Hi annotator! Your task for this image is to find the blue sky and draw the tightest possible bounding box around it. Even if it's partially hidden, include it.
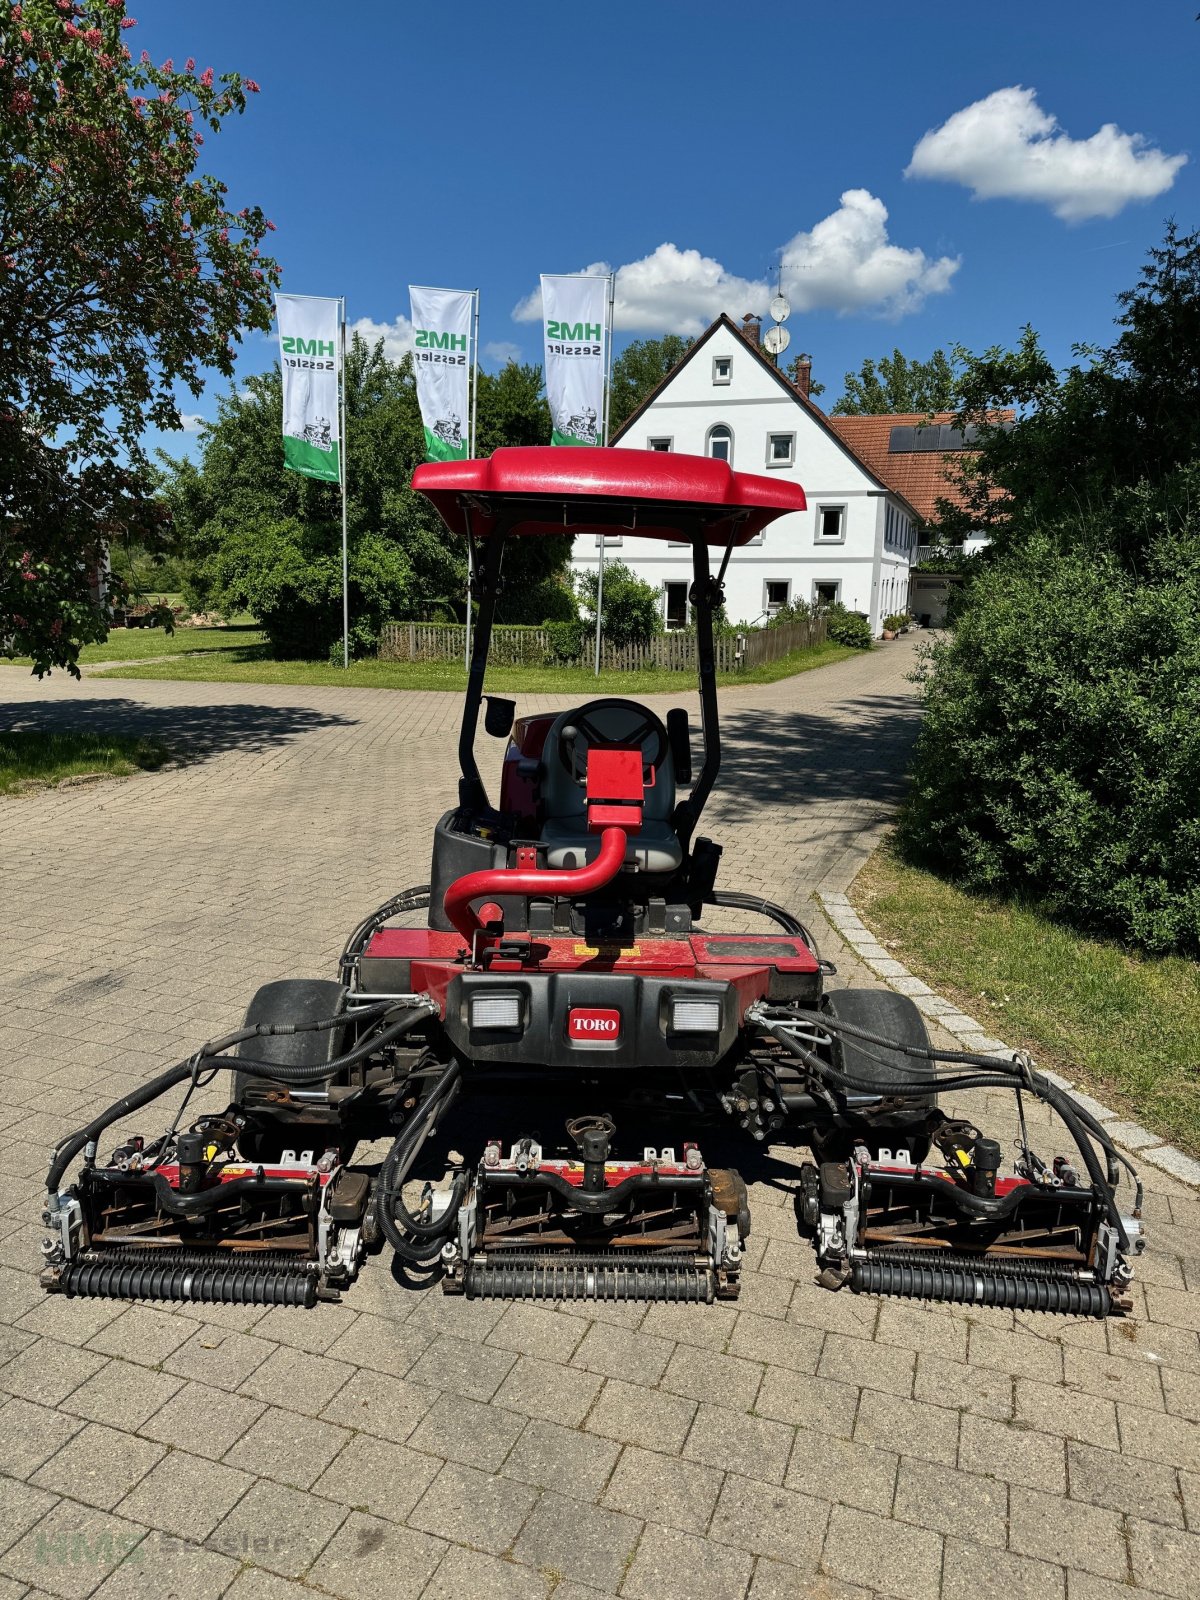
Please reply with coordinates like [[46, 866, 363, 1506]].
[[138, 0, 1199, 453]]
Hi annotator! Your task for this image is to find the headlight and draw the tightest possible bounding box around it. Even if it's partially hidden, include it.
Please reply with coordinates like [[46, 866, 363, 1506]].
[[670, 998, 721, 1033], [471, 993, 523, 1030]]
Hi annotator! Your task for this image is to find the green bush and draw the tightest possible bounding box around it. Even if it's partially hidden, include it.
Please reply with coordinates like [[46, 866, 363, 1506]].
[[883, 612, 910, 632], [767, 597, 813, 628], [577, 559, 662, 648], [825, 604, 873, 650], [900, 511, 1200, 956], [544, 617, 588, 664]]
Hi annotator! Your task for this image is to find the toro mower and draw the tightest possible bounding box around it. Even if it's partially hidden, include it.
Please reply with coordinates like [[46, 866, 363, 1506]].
[[41, 449, 1144, 1316]]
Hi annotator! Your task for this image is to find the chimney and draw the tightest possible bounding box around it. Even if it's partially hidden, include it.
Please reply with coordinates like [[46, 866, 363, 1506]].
[[741, 312, 761, 347], [794, 353, 812, 400]]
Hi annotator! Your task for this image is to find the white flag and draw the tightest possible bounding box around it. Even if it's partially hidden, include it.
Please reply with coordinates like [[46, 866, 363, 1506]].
[[542, 274, 609, 446], [409, 286, 474, 461], [275, 293, 341, 484]]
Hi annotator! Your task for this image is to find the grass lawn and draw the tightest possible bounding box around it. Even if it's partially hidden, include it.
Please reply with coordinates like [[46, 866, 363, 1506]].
[[2, 622, 264, 668], [0, 730, 171, 796], [851, 843, 1200, 1156], [90, 638, 856, 694]]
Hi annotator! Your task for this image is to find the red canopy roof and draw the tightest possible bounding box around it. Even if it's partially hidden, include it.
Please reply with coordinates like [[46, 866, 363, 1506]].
[[412, 446, 807, 545]]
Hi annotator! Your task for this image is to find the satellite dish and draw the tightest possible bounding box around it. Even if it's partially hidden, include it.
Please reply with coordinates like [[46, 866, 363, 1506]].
[[769, 294, 790, 324], [763, 323, 791, 356]]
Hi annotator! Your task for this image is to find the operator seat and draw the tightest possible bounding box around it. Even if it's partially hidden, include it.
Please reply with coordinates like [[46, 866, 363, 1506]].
[[540, 698, 684, 874]]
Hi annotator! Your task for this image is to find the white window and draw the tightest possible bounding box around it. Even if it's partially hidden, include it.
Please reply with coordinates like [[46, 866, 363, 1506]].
[[663, 581, 688, 630], [593, 534, 622, 548], [767, 432, 795, 467], [764, 579, 791, 616], [707, 423, 733, 463], [648, 436, 672, 452], [815, 505, 845, 543], [712, 355, 732, 385], [813, 579, 841, 607]]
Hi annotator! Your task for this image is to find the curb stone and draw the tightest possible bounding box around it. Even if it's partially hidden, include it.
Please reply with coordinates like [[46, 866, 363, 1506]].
[[814, 883, 1200, 1192]]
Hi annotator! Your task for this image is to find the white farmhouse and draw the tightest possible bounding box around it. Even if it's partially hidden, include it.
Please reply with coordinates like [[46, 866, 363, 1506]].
[[571, 313, 920, 636]]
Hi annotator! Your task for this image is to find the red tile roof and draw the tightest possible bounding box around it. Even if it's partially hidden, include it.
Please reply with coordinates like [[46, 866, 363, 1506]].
[[827, 412, 1013, 527]]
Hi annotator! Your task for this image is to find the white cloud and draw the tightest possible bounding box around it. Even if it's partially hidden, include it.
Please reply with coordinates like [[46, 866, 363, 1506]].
[[511, 193, 957, 333], [906, 86, 1187, 222], [483, 340, 522, 365], [348, 313, 415, 360], [780, 189, 959, 316], [176, 411, 206, 433]]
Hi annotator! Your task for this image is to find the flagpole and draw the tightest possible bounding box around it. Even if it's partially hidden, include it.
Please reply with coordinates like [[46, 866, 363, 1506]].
[[465, 288, 480, 671], [340, 301, 349, 669], [593, 272, 616, 676]]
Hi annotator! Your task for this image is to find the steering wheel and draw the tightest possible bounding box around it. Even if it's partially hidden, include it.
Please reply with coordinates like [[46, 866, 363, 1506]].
[[557, 699, 668, 788]]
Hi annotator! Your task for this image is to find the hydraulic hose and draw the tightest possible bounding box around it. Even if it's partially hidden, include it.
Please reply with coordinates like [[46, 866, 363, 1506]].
[[46, 1001, 436, 1195], [339, 885, 431, 983], [375, 1059, 464, 1264], [710, 890, 813, 945]]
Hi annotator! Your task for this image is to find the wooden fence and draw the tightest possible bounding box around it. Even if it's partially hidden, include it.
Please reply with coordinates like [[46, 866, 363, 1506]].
[[378, 615, 827, 673]]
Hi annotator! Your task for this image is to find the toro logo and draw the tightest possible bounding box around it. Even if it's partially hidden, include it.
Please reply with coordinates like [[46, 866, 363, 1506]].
[[568, 1008, 621, 1042]]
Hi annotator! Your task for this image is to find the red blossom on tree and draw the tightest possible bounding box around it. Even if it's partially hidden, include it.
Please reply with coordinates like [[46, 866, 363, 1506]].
[[1, 0, 280, 675]]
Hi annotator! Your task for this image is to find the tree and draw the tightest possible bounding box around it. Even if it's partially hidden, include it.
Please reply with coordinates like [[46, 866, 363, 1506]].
[[1, 1, 279, 673], [158, 344, 573, 651], [831, 348, 957, 415], [609, 335, 692, 433], [576, 559, 661, 648]]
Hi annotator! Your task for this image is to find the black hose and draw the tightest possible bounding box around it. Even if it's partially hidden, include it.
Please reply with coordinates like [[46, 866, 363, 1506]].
[[339, 886, 431, 982], [375, 1059, 464, 1265], [46, 1002, 436, 1195], [710, 890, 816, 951]]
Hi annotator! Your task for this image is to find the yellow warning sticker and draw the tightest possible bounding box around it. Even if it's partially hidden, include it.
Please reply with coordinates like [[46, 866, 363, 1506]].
[[573, 943, 641, 958]]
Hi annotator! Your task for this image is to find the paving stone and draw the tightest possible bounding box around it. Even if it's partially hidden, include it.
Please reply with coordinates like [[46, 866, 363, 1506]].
[[1180, 1467, 1200, 1531], [684, 1401, 795, 1486], [602, 1445, 722, 1535], [501, 1417, 621, 1501], [302, 1510, 443, 1600], [967, 1323, 1065, 1385], [785, 1427, 898, 1514], [487, 1303, 587, 1363], [570, 1321, 674, 1387], [0, 1396, 85, 1480], [408, 1390, 526, 1470], [323, 1308, 432, 1376], [755, 1368, 859, 1439], [820, 1503, 943, 1600], [893, 1456, 1007, 1547], [1126, 1517, 1200, 1599], [163, 1328, 274, 1393], [584, 1377, 697, 1454], [623, 1522, 754, 1600], [852, 1389, 955, 1466], [1013, 1379, 1119, 1450], [408, 1459, 538, 1554], [206, 1479, 346, 1579], [512, 1489, 641, 1592], [17, 1296, 126, 1350], [730, 1312, 824, 1376], [238, 1343, 356, 1418], [0, 1338, 109, 1409], [1117, 1401, 1200, 1471], [709, 1473, 829, 1568], [0, 1474, 59, 1557], [1146, 1285, 1200, 1334], [875, 1302, 968, 1363], [222, 1406, 352, 1490], [913, 1352, 1013, 1419], [405, 1332, 518, 1402], [115, 1449, 253, 1543], [317, 1367, 436, 1443], [138, 1380, 265, 1460], [310, 1429, 441, 1521], [661, 1343, 766, 1411], [1161, 1362, 1200, 1422], [59, 1358, 183, 1431], [818, 1335, 915, 1399], [405, 1292, 505, 1344], [958, 1414, 1066, 1493], [1141, 1146, 1200, 1188], [84, 1306, 200, 1368], [1062, 1345, 1165, 1410], [640, 1301, 740, 1353], [748, 1559, 868, 1599], [30, 1422, 164, 1510], [941, 1537, 1065, 1600], [422, 1544, 553, 1600], [492, 1354, 604, 1428], [1008, 1486, 1128, 1580], [1, 1498, 147, 1600], [1066, 1438, 1183, 1526], [90, 1535, 239, 1600]]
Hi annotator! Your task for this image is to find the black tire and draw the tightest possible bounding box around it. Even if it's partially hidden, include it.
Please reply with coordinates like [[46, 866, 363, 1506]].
[[233, 979, 348, 1163], [822, 987, 937, 1162]]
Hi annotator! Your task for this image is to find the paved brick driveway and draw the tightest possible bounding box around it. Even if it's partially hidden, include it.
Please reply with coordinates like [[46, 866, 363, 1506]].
[[0, 644, 1196, 1600]]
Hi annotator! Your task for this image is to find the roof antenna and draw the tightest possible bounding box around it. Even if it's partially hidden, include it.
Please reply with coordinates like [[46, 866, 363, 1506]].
[[763, 263, 790, 367]]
